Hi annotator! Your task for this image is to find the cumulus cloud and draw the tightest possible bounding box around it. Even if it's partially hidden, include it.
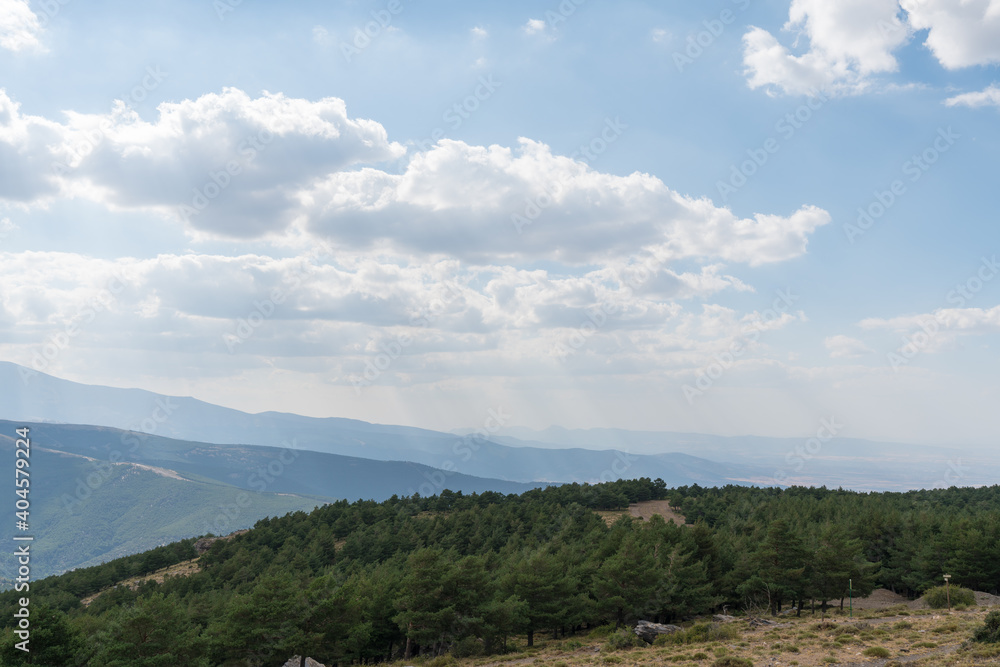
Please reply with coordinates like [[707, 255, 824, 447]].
[[0, 0, 42, 52], [901, 0, 1000, 69], [945, 84, 1000, 110], [824, 334, 872, 359], [743, 0, 908, 96], [57, 88, 405, 238], [744, 0, 1000, 96], [301, 137, 830, 265], [0, 88, 829, 267]]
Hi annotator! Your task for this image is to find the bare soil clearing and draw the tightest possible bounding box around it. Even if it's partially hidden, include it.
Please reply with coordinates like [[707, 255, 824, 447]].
[[596, 500, 686, 526]]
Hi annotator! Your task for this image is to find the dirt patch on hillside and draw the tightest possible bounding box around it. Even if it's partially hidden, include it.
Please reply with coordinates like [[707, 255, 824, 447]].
[[628, 500, 686, 525], [81, 558, 202, 607], [597, 500, 686, 526]]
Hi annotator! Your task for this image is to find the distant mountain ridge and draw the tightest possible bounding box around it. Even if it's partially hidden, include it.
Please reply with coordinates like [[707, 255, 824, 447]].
[[0, 362, 768, 488], [4, 361, 993, 491]]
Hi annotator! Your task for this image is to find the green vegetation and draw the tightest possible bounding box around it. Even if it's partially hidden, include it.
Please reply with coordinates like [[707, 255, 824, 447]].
[[973, 610, 1000, 643], [863, 646, 891, 657], [0, 480, 997, 665], [923, 585, 976, 609]]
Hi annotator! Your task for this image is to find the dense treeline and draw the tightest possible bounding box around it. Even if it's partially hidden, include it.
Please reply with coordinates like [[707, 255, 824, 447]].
[[1, 480, 998, 666]]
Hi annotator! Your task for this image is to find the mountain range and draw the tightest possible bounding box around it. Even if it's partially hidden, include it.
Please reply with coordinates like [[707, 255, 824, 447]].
[[2, 360, 996, 578]]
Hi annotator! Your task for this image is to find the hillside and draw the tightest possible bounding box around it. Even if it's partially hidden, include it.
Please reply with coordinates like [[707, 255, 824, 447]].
[[0, 421, 547, 578], [1, 480, 999, 666]]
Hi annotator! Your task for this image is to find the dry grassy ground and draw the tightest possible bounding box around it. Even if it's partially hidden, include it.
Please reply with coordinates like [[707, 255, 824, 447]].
[[596, 500, 686, 527], [80, 557, 202, 607], [389, 601, 999, 667]]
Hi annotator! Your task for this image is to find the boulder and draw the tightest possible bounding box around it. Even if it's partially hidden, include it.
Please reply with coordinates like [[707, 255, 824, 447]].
[[633, 620, 682, 644], [713, 614, 737, 623], [282, 657, 326, 667]]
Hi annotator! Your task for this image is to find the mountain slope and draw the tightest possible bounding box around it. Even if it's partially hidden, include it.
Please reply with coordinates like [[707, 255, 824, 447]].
[[0, 420, 550, 578]]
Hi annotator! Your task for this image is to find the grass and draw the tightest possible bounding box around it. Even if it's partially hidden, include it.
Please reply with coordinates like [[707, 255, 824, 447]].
[[401, 603, 999, 667]]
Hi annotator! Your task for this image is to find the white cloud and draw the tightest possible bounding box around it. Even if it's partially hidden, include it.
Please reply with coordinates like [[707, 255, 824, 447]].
[[945, 84, 1000, 110], [522, 18, 547, 35], [743, 0, 909, 96], [301, 137, 830, 265], [745, 0, 1000, 96], [471, 26, 488, 38], [901, 0, 1000, 69], [0, 0, 42, 52], [861, 306, 1000, 335], [56, 88, 405, 238], [824, 334, 872, 359], [0, 88, 830, 264]]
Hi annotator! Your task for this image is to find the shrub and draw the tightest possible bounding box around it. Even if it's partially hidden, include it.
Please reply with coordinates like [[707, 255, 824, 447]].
[[973, 610, 1000, 643], [893, 620, 913, 630], [451, 636, 483, 658], [913, 641, 938, 649], [711, 658, 753, 667], [605, 628, 644, 651], [863, 646, 890, 658], [692, 652, 709, 660], [922, 585, 975, 609], [587, 624, 615, 639], [655, 622, 740, 646]]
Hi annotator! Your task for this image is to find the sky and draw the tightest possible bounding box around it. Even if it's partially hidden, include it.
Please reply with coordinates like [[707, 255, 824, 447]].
[[1, 0, 999, 447]]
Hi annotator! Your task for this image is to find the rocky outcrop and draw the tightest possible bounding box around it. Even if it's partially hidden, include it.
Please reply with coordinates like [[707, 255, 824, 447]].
[[282, 657, 326, 667], [633, 620, 682, 644], [713, 614, 737, 623]]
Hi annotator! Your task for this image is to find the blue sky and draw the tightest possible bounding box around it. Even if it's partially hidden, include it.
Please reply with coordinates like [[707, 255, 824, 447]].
[[1, 0, 999, 446]]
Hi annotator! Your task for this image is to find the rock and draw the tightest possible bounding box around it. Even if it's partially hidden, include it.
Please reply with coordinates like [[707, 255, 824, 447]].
[[633, 620, 682, 644], [713, 614, 737, 623], [282, 658, 326, 667]]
